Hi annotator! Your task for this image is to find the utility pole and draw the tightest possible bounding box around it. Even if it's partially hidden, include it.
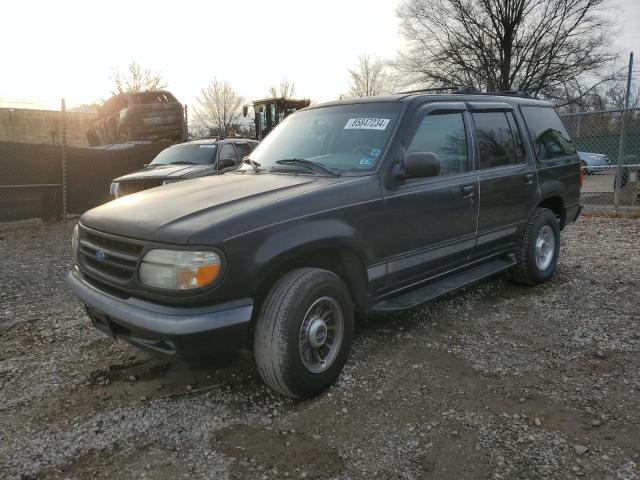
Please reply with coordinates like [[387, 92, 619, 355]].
[[614, 51, 634, 213]]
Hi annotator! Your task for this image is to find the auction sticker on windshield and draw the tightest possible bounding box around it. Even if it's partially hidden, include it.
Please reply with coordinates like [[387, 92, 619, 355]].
[[344, 118, 390, 130]]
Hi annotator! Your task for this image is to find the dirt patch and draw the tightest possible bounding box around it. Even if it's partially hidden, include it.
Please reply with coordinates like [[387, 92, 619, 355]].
[[89, 358, 170, 386], [212, 424, 344, 479]]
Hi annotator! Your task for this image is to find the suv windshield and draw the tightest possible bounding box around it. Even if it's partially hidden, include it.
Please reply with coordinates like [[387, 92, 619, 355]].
[[149, 144, 216, 166], [244, 102, 402, 174]]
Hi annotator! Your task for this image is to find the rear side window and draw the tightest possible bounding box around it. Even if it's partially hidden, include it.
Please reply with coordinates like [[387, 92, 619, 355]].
[[407, 113, 468, 176], [520, 106, 576, 161], [472, 112, 522, 169]]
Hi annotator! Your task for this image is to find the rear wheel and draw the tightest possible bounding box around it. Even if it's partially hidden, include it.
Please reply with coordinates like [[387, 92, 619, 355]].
[[254, 268, 354, 399], [511, 208, 560, 286]]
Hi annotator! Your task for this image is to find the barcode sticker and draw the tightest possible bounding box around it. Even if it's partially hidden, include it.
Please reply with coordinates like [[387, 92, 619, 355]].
[[344, 118, 390, 130]]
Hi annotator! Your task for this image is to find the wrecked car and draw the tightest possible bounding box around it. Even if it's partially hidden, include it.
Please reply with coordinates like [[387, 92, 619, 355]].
[[87, 90, 184, 146]]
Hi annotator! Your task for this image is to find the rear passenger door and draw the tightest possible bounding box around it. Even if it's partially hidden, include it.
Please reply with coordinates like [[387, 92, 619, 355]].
[[469, 102, 539, 258]]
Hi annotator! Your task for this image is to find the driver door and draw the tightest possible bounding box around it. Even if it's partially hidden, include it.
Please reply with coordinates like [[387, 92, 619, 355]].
[[381, 102, 479, 291]]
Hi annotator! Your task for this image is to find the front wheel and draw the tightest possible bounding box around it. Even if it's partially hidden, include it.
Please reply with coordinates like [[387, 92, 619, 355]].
[[511, 208, 561, 286], [254, 268, 354, 399]]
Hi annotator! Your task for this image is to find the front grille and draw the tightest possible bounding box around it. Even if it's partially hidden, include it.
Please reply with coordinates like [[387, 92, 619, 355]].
[[78, 229, 143, 284], [119, 179, 163, 196]]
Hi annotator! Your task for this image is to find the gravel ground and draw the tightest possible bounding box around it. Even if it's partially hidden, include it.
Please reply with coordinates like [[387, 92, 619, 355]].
[[0, 216, 639, 480]]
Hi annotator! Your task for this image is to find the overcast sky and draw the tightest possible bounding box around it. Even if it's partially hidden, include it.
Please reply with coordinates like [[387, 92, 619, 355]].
[[1, 0, 638, 111]]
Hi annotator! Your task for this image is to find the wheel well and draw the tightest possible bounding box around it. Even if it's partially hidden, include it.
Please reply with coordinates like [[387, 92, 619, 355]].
[[538, 196, 566, 229], [252, 247, 368, 317]]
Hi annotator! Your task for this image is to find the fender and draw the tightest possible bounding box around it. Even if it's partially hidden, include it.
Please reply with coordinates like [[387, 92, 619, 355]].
[[253, 218, 366, 266]]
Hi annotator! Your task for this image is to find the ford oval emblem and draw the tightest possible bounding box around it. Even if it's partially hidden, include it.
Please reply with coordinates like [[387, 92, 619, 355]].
[[95, 250, 106, 262]]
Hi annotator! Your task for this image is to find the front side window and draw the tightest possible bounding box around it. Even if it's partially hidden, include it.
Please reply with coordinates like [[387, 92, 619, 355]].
[[245, 102, 402, 174], [520, 106, 576, 161], [473, 112, 521, 169], [406, 113, 468, 176], [218, 144, 238, 166]]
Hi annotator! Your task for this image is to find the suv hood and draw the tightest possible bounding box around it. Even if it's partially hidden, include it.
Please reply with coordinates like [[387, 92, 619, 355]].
[[114, 164, 212, 182], [81, 172, 343, 244]]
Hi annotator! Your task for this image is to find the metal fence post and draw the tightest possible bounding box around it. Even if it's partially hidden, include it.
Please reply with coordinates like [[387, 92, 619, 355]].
[[184, 104, 189, 141], [614, 52, 634, 213], [61, 98, 67, 221]]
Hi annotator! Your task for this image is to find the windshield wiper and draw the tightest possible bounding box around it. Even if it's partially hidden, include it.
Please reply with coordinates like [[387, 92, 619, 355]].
[[274, 159, 340, 177], [168, 161, 197, 165], [243, 157, 261, 173]]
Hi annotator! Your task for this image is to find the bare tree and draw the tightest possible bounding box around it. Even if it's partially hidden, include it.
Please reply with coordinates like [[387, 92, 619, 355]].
[[110, 61, 167, 95], [269, 79, 296, 99], [347, 55, 393, 97], [396, 0, 616, 103], [601, 80, 640, 110], [195, 79, 244, 136]]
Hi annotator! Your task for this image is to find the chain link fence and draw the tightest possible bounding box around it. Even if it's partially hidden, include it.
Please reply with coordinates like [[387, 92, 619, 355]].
[[2, 103, 639, 223], [560, 108, 640, 214]]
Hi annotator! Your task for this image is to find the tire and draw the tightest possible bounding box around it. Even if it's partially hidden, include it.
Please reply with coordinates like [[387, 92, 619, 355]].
[[254, 268, 354, 399], [511, 208, 560, 286]]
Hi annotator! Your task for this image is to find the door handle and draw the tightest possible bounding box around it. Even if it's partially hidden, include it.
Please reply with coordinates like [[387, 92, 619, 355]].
[[524, 173, 535, 184], [461, 185, 475, 197]]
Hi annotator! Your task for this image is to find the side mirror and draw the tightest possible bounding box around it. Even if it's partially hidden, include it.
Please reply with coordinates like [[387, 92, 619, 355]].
[[401, 152, 440, 179], [143, 163, 149, 168]]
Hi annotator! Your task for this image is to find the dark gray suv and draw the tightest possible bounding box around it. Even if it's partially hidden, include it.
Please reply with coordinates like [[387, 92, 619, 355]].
[[70, 92, 582, 399]]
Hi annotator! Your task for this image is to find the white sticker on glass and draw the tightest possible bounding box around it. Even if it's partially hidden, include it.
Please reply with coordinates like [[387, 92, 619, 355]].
[[344, 118, 390, 130]]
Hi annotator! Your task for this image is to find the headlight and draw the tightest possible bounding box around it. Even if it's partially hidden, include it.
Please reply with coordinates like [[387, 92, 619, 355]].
[[71, 224, 79, 259], [162, 178, 183, 185], [110, 182, 120, 198], [139, 249, 222, 290]]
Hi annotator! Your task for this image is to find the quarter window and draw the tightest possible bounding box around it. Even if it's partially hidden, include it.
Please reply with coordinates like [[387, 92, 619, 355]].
[[473, 112, 522, 169], [406, 113, 468, 176], [520, 106, 576, 161]]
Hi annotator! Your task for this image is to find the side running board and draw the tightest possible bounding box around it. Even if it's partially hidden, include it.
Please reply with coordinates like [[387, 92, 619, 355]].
[[371, 254, 517, 313]]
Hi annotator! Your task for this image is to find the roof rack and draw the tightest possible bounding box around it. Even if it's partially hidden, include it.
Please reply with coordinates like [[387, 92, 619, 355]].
[[399, 86, 534, 98], [486, 90, 534, 98], [399, 86, 478, 95]]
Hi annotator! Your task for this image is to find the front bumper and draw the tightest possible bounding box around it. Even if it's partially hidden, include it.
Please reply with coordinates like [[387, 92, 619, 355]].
[[68, 268, 253, 362]]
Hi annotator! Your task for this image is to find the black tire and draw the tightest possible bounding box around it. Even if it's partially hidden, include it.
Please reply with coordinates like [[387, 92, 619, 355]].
[[254, 268, 354, 399], [511, 208, 560, 286]]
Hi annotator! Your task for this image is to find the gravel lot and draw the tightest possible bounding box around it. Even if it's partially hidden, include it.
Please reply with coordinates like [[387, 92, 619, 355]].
[[1, 216, 639, 480]]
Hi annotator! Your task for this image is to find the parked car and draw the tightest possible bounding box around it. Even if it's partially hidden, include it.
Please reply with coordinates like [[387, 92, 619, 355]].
[[69, 92, 582, 399], [577, 151, 609, 174], [109, 138, 259, 198], [87, 90, 184, 146]]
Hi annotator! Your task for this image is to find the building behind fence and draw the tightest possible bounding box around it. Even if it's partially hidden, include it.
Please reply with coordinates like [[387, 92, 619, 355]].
[[0, 103, 639, 223]]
